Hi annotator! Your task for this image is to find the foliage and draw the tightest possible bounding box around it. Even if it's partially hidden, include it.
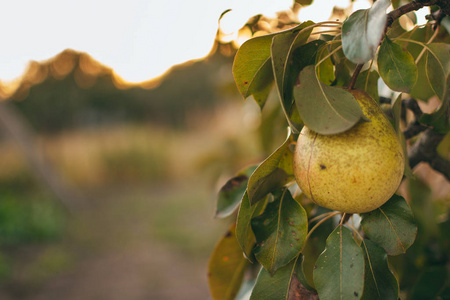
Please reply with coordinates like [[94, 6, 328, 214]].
[[209, 1, 450, 299]]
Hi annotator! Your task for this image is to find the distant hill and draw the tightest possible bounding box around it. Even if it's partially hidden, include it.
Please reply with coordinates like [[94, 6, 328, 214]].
[[1, 43, 238, 133]]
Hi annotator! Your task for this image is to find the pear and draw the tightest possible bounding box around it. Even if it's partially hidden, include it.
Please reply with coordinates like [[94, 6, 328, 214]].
[[293, 89, 404, 213]]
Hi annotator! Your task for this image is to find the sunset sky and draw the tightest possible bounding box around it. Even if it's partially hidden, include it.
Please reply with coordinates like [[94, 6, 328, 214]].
[[0, 0, 428, 83]]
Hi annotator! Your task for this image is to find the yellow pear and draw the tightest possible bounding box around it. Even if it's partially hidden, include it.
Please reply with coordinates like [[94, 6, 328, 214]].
[[293, 89, 404, 213]]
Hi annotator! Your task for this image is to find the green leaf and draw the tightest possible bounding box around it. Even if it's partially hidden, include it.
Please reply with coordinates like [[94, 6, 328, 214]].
[[361, 194, 417, 256], [410, 55, 436, 101], [208, 224, 249, 300], [316, 44, 335, 85], [216, 165, 257, 218], [251, 188, 307, 275], [355, 69, 380, 103], [233, 22, 319, 109], [301, 207, 335, 288], [295, 254, 315, 291], [294, 65, 367, 135], [342, 0, 390, 63], [233, 34, 275, 108], [378, 36, 417, 93], [425, 43, 450, 101], [247, 133, 294, 205], [334, 60, 356, 87], [250, 255, 300, 300], [408, 42, 450, 102], [420, 95, 450, 133], [391, 95, 413, 178], [271, 23, 318, 133], [442, 16, 450, 35], [408, 177, 439, 241], [409, 266, 448, 300], [313, 225, 365, 300], [236, 191, 266, 259], [360, 239, 399, 300]]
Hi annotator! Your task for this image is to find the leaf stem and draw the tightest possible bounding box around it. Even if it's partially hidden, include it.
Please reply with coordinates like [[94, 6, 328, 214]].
[[315, 45, 343, 70], [414, 24, 440, 64], [348, 64, 364, 90], [309, 211, 338, 224], [302, 211, 340, 251], [347, 220, 364, 241], [310, 30, 341, 36], [339, 213, 347, 225]]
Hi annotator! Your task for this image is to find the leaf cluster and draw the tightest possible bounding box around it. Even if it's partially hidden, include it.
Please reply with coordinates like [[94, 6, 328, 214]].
[[209, 1, 450, 299]]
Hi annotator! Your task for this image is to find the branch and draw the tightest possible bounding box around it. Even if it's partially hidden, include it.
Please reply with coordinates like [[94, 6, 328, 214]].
[[289, 275, 319, 300], [408, 128, 450, 181], [402, 98, 428, 139], [386, 0, 439, 29]]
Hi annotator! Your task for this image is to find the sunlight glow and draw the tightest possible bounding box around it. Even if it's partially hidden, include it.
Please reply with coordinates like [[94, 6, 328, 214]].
[[0, 0, 434, 85], [0, 0, 293, 84]]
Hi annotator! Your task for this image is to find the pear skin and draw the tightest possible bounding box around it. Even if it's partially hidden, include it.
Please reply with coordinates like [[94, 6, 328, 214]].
[[293, 89, 404, 213]]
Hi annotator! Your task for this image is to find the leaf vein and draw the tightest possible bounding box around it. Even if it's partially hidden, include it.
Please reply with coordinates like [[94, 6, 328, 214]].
[[379, 208, 406, 253]]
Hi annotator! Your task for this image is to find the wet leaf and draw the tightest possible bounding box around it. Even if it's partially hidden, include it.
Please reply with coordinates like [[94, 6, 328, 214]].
[[361, 194, 417, 256], [294, 65, 367, 135], [247, 133, 295, 205], [251, 189, 307, 275], [378, 36, 417, 93], [236, 192, 267, 259], [233, 33, 275, 108], [216, 165, 257, 218], [313, 225, 365, 300], [208, 224, 249, 300], [342, 0, 390, 63], [360, 239, 399, 300], [250, 255, 300, 300]]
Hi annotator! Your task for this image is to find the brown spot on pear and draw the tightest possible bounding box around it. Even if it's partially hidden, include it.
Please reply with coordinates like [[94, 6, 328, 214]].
[[293, 89, 404, 213]]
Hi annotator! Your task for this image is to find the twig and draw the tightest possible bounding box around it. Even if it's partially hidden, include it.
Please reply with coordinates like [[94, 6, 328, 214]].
[[402, 98, 429, 139], [426, 9, 447, 29], [348, 64, 364, 90], [386, 1, 439, 30]]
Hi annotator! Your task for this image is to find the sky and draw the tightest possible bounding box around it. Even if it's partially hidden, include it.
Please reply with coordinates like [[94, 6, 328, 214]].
[[0, 0, 295, 83], [0, 0, 428, 84]]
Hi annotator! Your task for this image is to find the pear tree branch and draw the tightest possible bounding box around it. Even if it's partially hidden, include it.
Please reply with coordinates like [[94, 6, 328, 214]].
[[408, 128, 450, 181], [387, 97, 450, 181]]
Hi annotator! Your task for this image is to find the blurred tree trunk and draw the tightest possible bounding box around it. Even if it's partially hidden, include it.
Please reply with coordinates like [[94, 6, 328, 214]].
[[0, 99, 83, 211]]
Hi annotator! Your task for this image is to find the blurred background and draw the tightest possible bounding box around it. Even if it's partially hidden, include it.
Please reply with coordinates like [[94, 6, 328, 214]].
[[0, 1, 447, 299]]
